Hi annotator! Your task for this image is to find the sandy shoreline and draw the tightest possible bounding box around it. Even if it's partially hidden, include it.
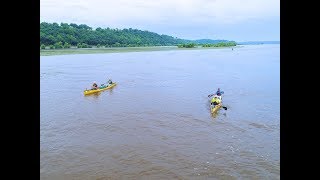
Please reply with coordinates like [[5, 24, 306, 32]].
[[40, 46, 237, 56]]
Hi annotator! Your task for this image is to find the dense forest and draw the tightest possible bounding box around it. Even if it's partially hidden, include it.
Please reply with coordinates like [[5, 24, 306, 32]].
[[40, 22, 236, 49], [40, 22, 191, 48]]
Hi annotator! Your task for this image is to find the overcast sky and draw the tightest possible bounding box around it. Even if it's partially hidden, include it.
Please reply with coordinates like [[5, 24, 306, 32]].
[[40, 0, 280, 41]]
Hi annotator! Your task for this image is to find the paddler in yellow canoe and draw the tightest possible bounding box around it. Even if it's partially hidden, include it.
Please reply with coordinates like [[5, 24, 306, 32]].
[[91, 81, 98, 90], [210, 95, 222, 108]]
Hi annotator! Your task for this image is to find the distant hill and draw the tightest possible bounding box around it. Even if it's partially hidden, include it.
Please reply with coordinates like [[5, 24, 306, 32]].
[[236, 41, 280, 45]]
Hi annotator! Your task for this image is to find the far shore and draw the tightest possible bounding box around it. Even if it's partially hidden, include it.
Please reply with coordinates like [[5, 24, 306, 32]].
[[40, 46, 239, 56]]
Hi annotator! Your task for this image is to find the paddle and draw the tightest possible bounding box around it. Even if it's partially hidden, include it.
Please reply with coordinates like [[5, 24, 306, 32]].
[[208, 91, 224, 97]]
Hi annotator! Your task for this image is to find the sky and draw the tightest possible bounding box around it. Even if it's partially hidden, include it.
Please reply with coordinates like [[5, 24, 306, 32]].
[[40, 0, 280, 42]]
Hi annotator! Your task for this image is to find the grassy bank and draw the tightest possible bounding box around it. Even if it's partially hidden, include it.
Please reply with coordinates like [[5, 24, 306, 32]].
[[40, 46, 237, 56]]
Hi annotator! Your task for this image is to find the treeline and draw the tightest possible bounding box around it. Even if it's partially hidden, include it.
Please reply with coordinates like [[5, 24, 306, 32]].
[[202, 41, 237, 47], [193, 39, 230, 44], [177, 41, 237, 48], [40, 22, 190, 48], [177, 43, 197, 48]]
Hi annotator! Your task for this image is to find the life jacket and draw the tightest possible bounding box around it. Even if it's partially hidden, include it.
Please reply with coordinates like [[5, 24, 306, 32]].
[[211, 97, 221, 103]]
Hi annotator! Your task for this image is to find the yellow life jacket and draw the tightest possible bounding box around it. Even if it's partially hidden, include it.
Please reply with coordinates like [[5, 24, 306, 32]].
[[211, 97, 221, 103]]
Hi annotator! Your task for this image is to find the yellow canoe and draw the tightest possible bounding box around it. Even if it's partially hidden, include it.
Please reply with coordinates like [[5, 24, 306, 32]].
[[211, 104, 222, 114], [84, 83, 117, 95], [210, 95, 222, 114]]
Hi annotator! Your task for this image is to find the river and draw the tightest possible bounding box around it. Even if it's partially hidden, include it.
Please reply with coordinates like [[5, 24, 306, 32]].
[[40, 44, 280, 179]]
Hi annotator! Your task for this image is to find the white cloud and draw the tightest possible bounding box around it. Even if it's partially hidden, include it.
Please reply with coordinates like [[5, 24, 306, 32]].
[[40, 0, 279, 26], [40, 0, 279, 40]]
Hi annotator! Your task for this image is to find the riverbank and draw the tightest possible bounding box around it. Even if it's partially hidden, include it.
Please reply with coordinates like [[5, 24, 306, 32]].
[[40, 46, 238, 56]]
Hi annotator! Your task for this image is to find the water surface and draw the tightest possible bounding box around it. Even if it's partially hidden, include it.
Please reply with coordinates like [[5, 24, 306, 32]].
[[41, 44, 280, 179]]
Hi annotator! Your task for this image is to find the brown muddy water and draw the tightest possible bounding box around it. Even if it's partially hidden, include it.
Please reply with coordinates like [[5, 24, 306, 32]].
[[40, 44, 280, 179]]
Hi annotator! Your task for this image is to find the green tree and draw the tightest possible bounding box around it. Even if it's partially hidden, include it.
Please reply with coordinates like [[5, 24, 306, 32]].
[[54, 42, 64, 49], [63, 42, 71, 48], [40, 44, 46, 49]]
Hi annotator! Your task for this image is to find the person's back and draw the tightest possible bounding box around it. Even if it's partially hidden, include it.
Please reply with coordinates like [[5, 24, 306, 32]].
[[211, 96, 221, 107]]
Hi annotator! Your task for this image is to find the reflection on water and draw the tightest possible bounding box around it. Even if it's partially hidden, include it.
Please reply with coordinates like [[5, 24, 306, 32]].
[[41, 45, 280, 179]]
